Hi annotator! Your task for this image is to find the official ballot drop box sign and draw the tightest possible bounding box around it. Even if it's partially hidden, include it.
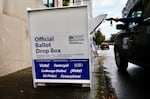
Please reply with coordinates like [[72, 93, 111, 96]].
[[27, 6, 91, 88]]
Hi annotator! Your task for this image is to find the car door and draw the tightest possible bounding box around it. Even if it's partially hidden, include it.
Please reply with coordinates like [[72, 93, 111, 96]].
[[128, 0, 150, 64], [126, 1, 150, 64], [128, 24, 149, 63], [142, 0, 150, 63]]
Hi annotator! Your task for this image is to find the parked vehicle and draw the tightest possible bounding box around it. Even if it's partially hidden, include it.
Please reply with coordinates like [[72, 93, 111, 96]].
[[100, 42, 109, 50], [107, 0, 150, 71]]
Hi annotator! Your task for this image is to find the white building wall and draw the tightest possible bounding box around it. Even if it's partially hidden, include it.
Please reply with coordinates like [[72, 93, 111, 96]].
[[54, 0, 63, 7], [0, 0, 45, 77], [0, 0, 93, 77], [3, 0, 45, 21], [0, 0, 3, 14], [57, 0, 63, 6], [83, 0, 92, 19]]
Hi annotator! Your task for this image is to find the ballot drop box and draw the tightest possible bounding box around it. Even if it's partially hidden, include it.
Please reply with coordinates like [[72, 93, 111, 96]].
[[27, 6, 91, 88]]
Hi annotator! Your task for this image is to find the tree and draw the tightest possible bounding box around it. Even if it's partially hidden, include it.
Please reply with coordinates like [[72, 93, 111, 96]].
[[63, 0, 70, 6], [109, 34, 117, 43], [93, 30, 105, 47]]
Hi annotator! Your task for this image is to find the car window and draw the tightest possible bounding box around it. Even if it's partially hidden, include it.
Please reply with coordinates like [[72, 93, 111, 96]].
[[127, 0, 143, 28], [128, 11, 142, 28]]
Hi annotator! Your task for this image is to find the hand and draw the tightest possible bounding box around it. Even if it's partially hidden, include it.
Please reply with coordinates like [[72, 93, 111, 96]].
[[113, 18, 120, 22], [105, 18, 120, 22]]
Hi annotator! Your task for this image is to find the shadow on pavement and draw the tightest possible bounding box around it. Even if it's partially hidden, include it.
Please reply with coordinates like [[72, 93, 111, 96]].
[[0, 67, 91, 99]]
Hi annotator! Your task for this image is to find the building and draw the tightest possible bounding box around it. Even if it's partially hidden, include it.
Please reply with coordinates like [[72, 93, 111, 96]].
[[44, 0, 92, 18], [0, 0, 46, 77], [0, 0, 94, 77], [122, 0, 141, 17]]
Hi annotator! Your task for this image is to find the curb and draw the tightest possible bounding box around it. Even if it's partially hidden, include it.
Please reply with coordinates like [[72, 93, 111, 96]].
[[95, 56, 118, 99]]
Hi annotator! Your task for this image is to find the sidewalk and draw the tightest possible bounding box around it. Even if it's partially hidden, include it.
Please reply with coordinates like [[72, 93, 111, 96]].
[[0, 68, 98, 99], [0, 55, 117, 99]]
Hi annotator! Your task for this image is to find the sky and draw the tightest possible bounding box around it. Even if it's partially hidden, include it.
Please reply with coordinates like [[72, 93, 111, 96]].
[[92, 0, 128, 40], [42, 0, 128, 40]]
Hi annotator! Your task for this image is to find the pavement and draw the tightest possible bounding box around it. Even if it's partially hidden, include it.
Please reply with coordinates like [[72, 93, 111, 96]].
[[0, 56, 101, 99], [0, 51, 117, 99]]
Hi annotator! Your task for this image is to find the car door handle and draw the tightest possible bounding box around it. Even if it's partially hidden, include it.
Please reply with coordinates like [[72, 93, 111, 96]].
[[129, 39, 133, 42]]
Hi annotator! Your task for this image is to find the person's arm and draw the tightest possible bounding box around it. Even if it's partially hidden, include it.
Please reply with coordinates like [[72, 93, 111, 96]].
[[106, 17, 142, 23], [117, 17, 142, 23]]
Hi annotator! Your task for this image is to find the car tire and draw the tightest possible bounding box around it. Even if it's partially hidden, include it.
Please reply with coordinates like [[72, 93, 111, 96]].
[[114, 46, 128, 71]]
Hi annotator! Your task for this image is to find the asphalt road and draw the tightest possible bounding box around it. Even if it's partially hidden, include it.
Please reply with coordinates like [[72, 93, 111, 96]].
[[101, 45, 150, 99]]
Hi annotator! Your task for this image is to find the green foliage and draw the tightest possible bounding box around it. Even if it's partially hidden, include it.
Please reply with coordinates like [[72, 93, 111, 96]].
[[63, 0, 70, 6], [93, 30, 105, 47], [109, 34, 117, 42]]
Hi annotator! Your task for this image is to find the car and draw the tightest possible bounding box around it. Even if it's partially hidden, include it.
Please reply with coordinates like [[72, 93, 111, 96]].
[[112, 0, 150, 71], [100, 42, 109, 50]]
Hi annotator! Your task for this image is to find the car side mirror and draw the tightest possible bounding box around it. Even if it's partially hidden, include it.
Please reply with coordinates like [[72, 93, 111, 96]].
[[143, 17, 150, 25], [116, 24, 127, 30]]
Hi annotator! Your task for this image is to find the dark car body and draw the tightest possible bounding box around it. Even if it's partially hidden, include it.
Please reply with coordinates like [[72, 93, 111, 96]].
[[114, 0, 150, 71]]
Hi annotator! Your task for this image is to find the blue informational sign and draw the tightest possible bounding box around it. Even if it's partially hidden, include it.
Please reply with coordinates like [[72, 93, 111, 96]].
[[34, 59, 89, 79]]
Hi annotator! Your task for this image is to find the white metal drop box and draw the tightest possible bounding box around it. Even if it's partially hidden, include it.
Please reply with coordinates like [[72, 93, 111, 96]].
[[27, 5, 93, 88]]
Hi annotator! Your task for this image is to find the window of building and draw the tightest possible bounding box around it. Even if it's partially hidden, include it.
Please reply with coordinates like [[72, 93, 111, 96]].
[[43, 0, 54, 7]]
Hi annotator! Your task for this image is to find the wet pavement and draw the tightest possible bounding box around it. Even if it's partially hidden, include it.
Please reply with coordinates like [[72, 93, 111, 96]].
[[0, 57, 101, 99], [102, 45, 150, 99], [3, 44, 149, 99]]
